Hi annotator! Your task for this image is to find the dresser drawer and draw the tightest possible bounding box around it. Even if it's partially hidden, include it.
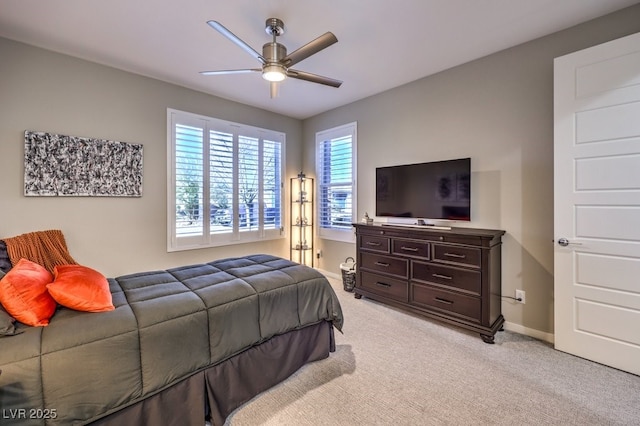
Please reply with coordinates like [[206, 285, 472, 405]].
[[360, 234, 390, 253], [434, 234, 482, 246], [361, 252, 408, 278], [411, 284, 480, 321], [411, 261, 481, 295], [360, 271, 408, 302], [392, 238, 430, 259], [432, 244, 481, 268]]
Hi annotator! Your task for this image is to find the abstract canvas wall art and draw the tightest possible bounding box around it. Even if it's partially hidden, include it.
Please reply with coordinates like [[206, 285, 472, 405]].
[[24, 131, 143, 197]]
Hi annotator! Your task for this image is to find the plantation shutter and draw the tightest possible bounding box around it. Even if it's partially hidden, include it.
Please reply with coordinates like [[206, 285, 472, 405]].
[[168, 109, 285, 251], [238, 136, 260, 230], [316, 121, 357, 246], [175, 124, 204, 237], [319, 136, 353, 229], [210, 130, 234, 234], [263, 140, 282, 230]]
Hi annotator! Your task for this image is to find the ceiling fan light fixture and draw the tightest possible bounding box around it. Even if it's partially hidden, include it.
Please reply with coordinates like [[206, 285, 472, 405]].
[[262, 64, 286, 82]]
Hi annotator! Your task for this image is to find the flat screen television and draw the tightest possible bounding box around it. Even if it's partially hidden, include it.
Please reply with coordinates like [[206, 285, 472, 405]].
[[375, 157, 471, 222]]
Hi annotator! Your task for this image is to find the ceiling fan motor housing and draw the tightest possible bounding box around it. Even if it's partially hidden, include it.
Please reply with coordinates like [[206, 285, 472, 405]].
[[263, 42, 287, 62]]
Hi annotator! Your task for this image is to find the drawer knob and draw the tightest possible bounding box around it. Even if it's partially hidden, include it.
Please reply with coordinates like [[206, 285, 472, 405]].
[[375, 261, 390, 267], [376, 281, 392, 288], [366, 242, 382, 247], [434, 297, 454, 305]]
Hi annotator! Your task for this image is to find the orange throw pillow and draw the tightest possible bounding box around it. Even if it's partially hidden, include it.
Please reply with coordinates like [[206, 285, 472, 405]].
[[47, 265, 114, 312], [0, 258, 56, 326]]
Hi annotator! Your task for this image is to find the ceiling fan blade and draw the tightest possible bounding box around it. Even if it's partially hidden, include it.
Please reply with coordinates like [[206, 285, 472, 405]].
[[207, 20, 265, 64], [200, 69, 261, 76], [282, 32, 338, 67], [286, 69, 342, 88]]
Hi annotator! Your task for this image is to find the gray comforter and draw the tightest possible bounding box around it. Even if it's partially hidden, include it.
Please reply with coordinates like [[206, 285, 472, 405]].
[[0, 254, 343, 425]]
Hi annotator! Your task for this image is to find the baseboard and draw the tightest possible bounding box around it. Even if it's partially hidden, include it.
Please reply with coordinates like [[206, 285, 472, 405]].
[[317, 267, 556, 345], [503, 321, 554, 344], [316, 268, 340, 280]]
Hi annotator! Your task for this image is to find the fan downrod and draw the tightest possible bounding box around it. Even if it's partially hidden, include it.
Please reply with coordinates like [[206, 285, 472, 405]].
[[265, 18, 284, 37]]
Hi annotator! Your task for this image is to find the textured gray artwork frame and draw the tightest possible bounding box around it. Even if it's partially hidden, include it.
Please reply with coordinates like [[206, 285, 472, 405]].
[[24, 130, 143, 197]]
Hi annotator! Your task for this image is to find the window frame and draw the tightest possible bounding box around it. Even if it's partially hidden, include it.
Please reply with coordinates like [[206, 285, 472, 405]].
[[167, 109, 285, 251], [315, 122, 357, 243]]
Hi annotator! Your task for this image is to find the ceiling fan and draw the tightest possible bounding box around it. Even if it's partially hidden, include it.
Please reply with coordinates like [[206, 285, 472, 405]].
[[201, 18, 342, 97]]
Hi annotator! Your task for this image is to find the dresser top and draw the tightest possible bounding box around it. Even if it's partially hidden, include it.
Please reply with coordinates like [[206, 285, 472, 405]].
[[352, 222, 505, 239]]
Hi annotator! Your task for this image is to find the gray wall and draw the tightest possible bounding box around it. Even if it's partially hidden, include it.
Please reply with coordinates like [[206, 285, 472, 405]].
[[0, 37, 302, 277], [303, 4, 640, 337]]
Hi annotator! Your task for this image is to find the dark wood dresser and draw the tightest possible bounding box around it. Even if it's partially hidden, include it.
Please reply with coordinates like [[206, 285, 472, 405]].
[[353, 223, 506, 343]]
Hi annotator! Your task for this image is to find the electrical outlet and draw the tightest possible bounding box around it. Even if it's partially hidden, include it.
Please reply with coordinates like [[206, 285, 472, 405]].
[[515, 289, 526, 304], [316, 250, 322, 259]]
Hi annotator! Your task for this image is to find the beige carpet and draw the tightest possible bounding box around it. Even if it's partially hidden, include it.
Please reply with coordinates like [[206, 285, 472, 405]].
[[225, 277, 640, 425]]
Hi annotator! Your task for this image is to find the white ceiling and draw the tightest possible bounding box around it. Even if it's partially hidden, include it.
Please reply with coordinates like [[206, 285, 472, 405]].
[[1, 0, 638, 119]]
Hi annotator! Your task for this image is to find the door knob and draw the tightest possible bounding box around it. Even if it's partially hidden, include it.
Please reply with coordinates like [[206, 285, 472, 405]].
[[557, 238, 582, 247]]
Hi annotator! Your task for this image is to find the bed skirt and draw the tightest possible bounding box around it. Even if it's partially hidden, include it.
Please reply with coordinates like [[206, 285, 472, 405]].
[[90, 321, 335, 426]]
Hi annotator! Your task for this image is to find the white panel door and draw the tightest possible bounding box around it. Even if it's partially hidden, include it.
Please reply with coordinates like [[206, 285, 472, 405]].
[[554, 32, 640, 376]]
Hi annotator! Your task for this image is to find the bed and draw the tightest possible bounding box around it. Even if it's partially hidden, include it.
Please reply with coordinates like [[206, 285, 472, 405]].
[[0, 253, 344, 425]]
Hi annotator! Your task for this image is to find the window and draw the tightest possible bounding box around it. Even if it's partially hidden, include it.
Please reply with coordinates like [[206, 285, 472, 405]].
[[316, 122, 357, 243], [168, 109, 284, 251]]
